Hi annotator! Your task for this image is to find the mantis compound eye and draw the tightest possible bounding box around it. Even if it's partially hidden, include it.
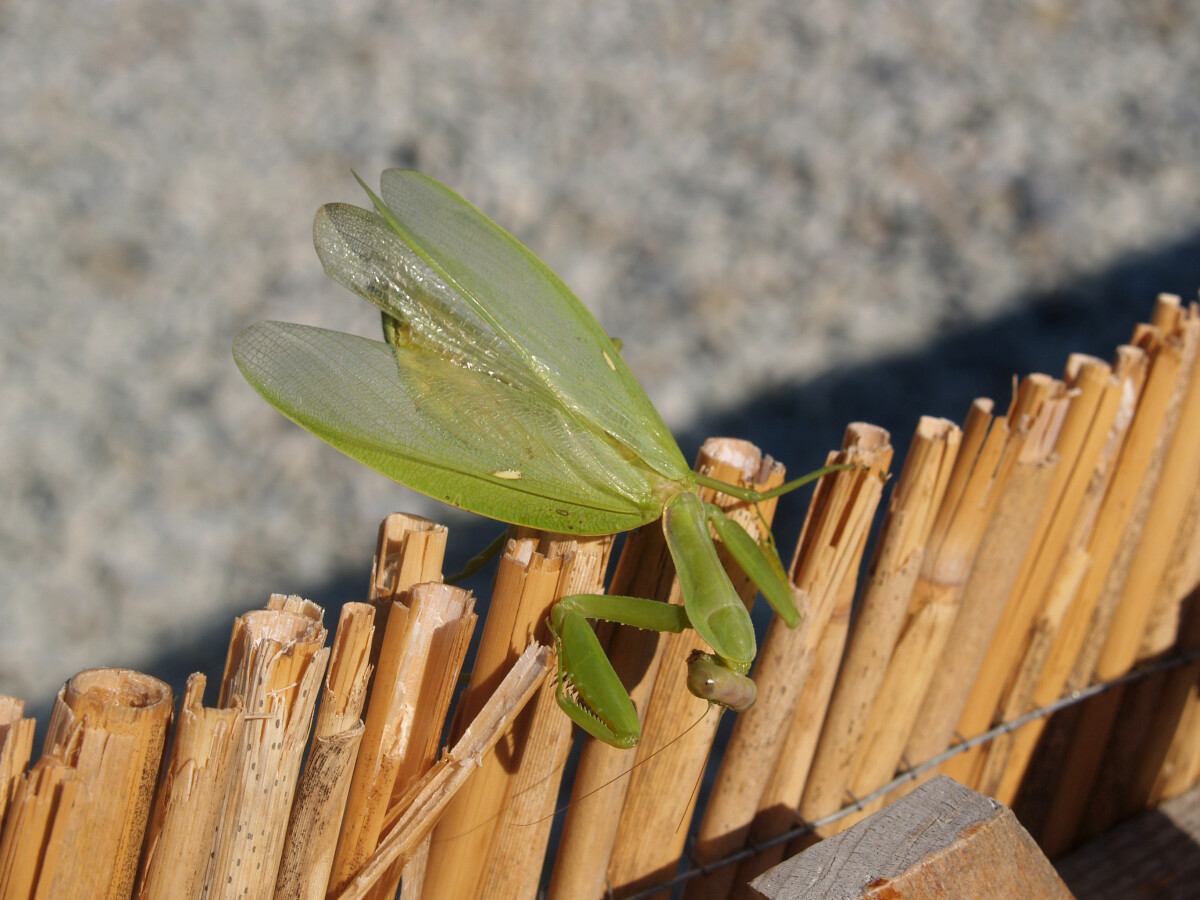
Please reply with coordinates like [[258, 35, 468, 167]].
[[686, 651, 757, 712]]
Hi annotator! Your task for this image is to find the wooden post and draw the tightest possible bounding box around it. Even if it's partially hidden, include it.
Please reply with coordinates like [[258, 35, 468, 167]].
[[746, 777, 1073, 900]]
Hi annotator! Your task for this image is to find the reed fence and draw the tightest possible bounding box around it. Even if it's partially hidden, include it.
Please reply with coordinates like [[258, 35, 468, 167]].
[[1, 292, 1198, 899]]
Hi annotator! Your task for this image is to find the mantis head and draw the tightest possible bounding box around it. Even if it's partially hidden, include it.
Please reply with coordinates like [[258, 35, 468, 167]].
[[685, 650, 757, 712]]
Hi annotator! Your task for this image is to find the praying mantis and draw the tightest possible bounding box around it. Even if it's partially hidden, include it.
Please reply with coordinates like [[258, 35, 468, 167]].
[[233, 170, 836, 749]]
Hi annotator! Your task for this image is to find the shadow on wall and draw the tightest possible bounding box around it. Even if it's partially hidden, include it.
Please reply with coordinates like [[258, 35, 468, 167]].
[[30, 222, 1200, 741]]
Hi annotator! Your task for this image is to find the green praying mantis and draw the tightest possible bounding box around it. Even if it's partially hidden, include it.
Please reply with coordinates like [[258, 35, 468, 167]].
[[233, 170, 837, 749]]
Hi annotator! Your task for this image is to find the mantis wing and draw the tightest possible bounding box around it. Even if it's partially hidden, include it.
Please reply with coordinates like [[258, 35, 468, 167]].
[[233, 321, 664, 534], [316, 169, 690, 483]]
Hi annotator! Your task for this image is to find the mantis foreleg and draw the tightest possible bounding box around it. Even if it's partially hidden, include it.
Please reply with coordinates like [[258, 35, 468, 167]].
[[549, 593, 691, 748], [550, 471, 840, 748]]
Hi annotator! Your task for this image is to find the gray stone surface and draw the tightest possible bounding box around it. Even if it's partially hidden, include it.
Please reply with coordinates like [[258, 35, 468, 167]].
[[2, 1, 1199, 713]]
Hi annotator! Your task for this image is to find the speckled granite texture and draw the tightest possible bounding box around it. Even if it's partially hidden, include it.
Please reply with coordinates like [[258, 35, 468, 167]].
[[3, 1, 1199, 712]]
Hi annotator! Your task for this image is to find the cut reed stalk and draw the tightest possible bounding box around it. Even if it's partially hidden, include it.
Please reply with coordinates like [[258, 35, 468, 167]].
[[1036, 301, 1197, 855], [136, 674, 244, 900], [0, 755, 78, 900], [983, 348, 1145, 804], [837, 397, 1018, 828], [329, 583, 475, 899], [1094, 299, 1199, 681], [273, 601, 376, 900], [1037, 300, 1200, 854], [687, 424, 891, 900], [204, 595, 329, 897], [421, 531, 612, 900], [944, 355, 1123, 793], [795, 417, 959, 837], [1145, 593, 1200, 803], [0, 669, 172, 900], [893, 375, 1065, 795], [333, 642, 554, 900], [0, 698, 34, 835], [548, 498, 682, 900], [366, 514, 449, 673], [361, 513, 449, 900], [475, 530, 613, 900], [605, 438, 786, 899]]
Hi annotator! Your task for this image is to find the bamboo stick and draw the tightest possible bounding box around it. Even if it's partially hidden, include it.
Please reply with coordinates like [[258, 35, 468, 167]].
[[894, 375, 1065, 794], [205, 596, 329, 898], [605, 438, 788, 899], [943, 356, 1122, 792], [793, 417, 959, 837], [836, 397, 1018, 827], [136, 675, 245, 900], [333, 642, 553, 900], [0, 698, 34, 833], [0, 669, 173, 900], [329, 583, 475, 898], [476, 532, 613, 900], [686, 424, 891, 900], [1037, 301, 1197, 855], [273, 601, 376, 900]]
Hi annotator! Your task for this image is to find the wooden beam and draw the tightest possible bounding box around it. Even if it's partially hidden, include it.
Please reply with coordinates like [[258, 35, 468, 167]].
[[746, 776, 1073, 900]]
